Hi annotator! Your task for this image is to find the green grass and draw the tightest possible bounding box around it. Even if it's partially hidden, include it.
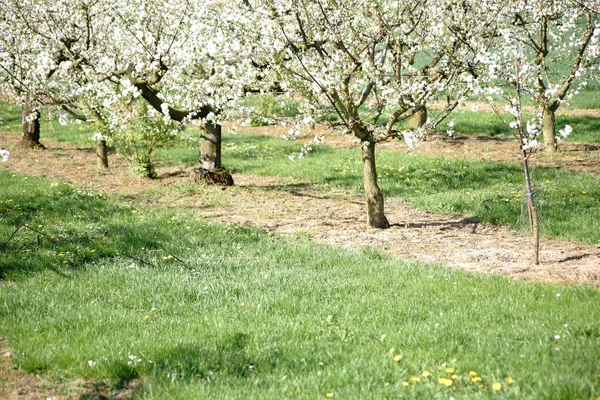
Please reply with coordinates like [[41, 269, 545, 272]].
[[209, 134, 600, 244], [1, 171, 600, 399], [3, 100, 600, 245], [0, 102, 97, 146], [436, 110, 600, 143]]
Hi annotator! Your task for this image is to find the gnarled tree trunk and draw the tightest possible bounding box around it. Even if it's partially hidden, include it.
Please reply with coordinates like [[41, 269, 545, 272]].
[[199, 122, 222, 169], [96, 139, 109, 168], [21, 102, 44, 149], [542, 106, 557, 153], [361, 140, 389, 229]]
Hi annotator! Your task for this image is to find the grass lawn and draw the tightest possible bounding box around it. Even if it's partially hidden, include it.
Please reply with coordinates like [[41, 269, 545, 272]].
[[2, 97, 600, 245], [435, 110, 600, 144], [1, 171, 600, 399], [154, 133, 600, 245]]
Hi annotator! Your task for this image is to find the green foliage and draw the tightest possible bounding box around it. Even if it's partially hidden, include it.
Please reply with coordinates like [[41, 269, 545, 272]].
[[109, 100, 180, 179]]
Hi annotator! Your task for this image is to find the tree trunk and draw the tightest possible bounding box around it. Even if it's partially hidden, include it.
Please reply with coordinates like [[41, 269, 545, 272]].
[[21, 102, 45, 149], [409, 104, 427, 130], [199, 122, 221, 169], [542, 107, 557, 153], [96, 139, 109, 168], [361, 141, 390, 229]]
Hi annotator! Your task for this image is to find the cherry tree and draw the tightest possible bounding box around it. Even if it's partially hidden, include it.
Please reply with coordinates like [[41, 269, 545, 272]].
[[1, 0, 257, 176], [238, 0, 492, 228], [478, 1, 600, 152], [0, 0, 80, 149], [465, 0, 600, 264]]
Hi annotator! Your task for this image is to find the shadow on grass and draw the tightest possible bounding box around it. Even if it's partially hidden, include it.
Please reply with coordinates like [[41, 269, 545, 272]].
[[0, 173, 170, 279], [101, 331, 307, 389], [102, 331, 324, 393]]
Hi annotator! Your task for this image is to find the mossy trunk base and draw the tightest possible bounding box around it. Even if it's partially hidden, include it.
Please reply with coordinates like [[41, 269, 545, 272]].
[[189, 167, 234, 186], [409, 105, 427, 131], [96, 139, 109, 169]]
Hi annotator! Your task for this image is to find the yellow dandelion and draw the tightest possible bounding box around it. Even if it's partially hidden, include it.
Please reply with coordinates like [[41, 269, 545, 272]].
[[402, 382, 409, 387], [445, 368, 454, 374], [492, 382, 502, 391], [507, 377, 514, 385], [472, 376, 482, 383], [409, 377, 420, 383], [325, 392, 334, 398], [422, 370, 430, 377], [144, 315, 149, 320], [438, 378, 453, 386], [151, 307, 156, 312], [469, 370, 477, 376], [451, 375, 458, 380], [393, 355, 402, 362], [389, 347, 395, 354]]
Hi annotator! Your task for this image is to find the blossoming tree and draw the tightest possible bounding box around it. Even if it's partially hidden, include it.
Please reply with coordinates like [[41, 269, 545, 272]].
[[237, 0, 492, 228], [1, 0, 257, 176], [0, 0, 80, 149], [478, 0, 600, 152]]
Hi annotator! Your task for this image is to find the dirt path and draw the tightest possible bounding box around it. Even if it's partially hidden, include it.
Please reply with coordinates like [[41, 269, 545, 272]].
[[2, 132, 599, 287]]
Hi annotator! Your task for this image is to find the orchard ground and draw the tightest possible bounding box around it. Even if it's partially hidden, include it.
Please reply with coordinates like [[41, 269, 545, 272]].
[[1, 130, 600, 285], [1, 107, 600, 398]]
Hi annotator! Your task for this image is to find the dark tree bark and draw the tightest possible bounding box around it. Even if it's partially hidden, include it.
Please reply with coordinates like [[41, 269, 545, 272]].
[[361, 140, 389, 229], [21, 102, 45, 149]]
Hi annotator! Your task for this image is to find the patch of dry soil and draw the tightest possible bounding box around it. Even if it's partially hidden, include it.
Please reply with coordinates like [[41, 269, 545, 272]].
[[1, 131, 599, 287]]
